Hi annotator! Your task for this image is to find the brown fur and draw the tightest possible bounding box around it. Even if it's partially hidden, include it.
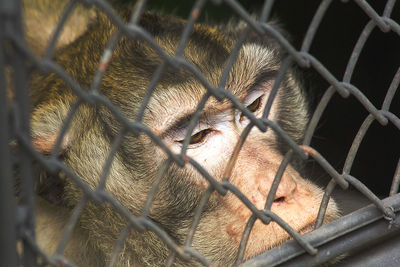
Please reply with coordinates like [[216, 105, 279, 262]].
[[23, 0, 97, 56], [21, 1, 340, 266]]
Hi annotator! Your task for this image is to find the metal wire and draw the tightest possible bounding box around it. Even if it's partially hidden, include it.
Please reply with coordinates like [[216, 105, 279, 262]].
[[1, 0, 399, 266]]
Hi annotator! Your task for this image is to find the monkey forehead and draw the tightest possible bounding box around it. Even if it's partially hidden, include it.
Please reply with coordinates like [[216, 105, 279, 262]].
[[107, 14, 282, 99], [227, 43, 280, 93], [119, 14, 281, 89]]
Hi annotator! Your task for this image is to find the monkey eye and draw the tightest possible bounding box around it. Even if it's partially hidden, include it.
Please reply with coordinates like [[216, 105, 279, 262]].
[[178, 128, 213, 145], [247, 96, 262, 112], [238, 93, 264, 123], [188, 129, 212, 144]]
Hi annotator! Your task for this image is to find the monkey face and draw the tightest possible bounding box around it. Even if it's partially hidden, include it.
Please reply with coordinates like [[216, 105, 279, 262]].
[[142, 43, 339, 261], [29, 11, 340, 266]]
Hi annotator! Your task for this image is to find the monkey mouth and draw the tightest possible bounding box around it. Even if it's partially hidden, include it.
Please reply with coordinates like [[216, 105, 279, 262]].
[[275, 221, 316, 249], [299, 222, 316, 235], [243, 220, 318, 262]]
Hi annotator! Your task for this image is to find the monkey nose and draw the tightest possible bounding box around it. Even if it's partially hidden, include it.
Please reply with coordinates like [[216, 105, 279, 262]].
[[272, 176, 297, 204], [273, 195, 286, 203]]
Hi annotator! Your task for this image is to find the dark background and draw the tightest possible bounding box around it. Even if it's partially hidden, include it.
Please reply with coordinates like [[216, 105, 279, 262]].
[[137, 0, 400, 197]]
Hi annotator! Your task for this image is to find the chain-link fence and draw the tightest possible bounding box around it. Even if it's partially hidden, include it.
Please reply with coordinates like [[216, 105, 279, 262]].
[[1, 0, 399, 266]]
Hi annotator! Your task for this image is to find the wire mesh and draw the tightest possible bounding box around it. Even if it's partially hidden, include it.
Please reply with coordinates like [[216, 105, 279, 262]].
[[1, 0, 399, 266]]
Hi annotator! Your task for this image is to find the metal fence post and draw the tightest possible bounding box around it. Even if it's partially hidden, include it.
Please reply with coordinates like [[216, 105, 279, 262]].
[[1, 0, 37, 266], [0, 1, 18, 266]]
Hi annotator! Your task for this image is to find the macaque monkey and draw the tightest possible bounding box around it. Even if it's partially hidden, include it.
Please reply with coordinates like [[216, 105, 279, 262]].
[[18, 0, 342, 266]]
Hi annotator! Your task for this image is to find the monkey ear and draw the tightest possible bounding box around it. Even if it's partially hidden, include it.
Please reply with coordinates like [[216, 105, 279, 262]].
[[23, 1, 97, 56], [32, 133, 70, 154], [31, 100, 72, 154]]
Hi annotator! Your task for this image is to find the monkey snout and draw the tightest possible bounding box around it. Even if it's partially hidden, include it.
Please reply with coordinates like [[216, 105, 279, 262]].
[[248, 175, 298, 211], [273, 176, 297, 204], [253, 170, 298, 206]]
